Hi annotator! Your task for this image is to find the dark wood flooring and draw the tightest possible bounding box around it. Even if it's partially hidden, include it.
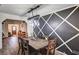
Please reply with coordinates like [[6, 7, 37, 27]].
[[0, 36, 49, 55], [0, 36, 19, 55]]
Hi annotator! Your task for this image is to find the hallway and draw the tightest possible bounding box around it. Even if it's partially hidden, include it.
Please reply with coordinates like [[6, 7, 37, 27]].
[[0, 36, 19, 55]]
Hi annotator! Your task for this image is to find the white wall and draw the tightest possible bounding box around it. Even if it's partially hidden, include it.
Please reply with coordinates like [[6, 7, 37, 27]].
[[0, 22, 2, 49], [21, 17, 33, 37]]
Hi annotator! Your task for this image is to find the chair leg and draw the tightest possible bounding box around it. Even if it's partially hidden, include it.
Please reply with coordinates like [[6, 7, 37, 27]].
[[52, 49, 55, 55], [18, 43, 22, 54], [47, 49, 49, 55], [18, 47, 20, 54]]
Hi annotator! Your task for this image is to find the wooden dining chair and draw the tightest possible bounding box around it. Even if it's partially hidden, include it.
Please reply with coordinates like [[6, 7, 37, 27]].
[[22, 40, 29, 55], [18, 37, 22, 54], [47, 38, 57, 55], [18, 37, 29, 55]]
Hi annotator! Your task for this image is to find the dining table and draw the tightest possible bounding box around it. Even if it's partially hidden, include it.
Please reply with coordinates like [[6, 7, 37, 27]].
[[22, 37, 48, 50], [21, 37, 66, 55]]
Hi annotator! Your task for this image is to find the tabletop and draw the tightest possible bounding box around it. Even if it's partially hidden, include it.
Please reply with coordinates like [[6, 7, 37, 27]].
[[23, 37, 48, 50]]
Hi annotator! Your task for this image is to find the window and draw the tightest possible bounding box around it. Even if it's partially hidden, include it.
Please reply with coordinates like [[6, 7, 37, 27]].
[[12, 26, 16, 31]]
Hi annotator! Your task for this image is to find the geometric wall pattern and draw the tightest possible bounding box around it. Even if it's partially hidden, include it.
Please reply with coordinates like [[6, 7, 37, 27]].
[[31, 6, 79, 55]]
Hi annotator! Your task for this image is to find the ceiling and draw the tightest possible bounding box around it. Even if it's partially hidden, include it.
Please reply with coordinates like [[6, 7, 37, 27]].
[[0, 4, 38, 15], [0, 4, 75, 16]]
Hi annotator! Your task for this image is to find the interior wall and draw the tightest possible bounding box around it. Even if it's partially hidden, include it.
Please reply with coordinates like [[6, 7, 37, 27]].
[[30, 5, 79, 55], [22, 17, 33, 37], [2, 21, 8, 37], [0, 23, 2, 49]]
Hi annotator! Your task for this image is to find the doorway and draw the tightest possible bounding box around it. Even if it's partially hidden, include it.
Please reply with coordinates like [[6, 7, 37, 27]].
[[8, 24, 19, 36], [2, 19, 28, 38], [12, 25, 17, 35]]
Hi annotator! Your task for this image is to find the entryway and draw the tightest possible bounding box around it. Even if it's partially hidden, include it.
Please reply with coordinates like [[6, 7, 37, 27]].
[[2, 19, 28, 37], [1, 19, 28, 55]]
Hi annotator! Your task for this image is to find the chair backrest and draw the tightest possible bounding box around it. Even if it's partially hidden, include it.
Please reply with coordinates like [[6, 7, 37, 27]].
[[47, 38, 57, 55], [23, 40, 29, 48], [18, 37, 29, 55], [22, 39, 29, 55]]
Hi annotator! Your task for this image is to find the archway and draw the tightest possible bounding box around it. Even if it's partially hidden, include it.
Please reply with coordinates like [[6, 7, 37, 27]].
[[2, 19, 28, 38]]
